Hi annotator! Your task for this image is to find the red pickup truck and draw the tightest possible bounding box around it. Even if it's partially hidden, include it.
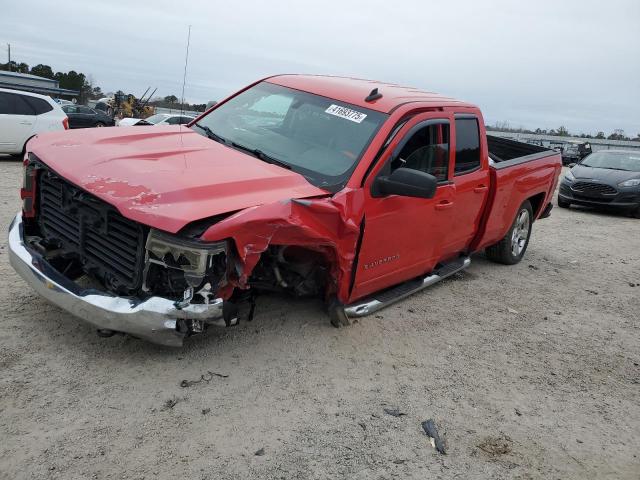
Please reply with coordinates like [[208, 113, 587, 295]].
[[9, 75, 562, 346]]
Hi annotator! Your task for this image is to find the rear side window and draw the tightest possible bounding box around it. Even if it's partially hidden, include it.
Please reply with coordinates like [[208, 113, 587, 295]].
[[23, 96, 53, 115], [392, 122, 450, 181], [0, 92, 11, 114], [0, 92, 36, 115], [454, 117, 481, 174]]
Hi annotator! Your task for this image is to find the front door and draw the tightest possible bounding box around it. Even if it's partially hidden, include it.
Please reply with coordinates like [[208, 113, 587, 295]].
[[351, 113, 456, 300]]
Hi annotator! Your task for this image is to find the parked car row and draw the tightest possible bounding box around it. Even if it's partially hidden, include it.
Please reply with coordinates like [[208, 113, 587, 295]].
[[117, 113, 195, 126], [1, 87, 199, 156]]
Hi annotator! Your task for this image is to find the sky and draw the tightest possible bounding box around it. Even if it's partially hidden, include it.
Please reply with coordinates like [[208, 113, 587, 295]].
[[2, 0, 639, 135]]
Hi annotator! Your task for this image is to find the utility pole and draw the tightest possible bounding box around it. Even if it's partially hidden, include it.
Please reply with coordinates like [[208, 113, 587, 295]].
[[7, 43, 11, 70]]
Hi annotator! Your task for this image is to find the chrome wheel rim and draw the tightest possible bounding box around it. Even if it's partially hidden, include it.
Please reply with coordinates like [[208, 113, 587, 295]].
[[511, 209, 530, 257]]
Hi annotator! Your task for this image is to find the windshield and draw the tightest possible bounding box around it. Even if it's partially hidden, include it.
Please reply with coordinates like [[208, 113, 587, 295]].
[[581, 151, 640, 171], [145, 114, 169, 124], [190, 82, 387, 189]]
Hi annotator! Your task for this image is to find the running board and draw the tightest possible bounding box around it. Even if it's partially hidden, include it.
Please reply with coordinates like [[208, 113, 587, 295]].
[[343, 257, 471, 318]]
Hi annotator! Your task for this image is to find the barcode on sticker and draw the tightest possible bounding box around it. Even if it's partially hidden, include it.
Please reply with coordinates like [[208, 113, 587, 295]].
[[325, 104, 367, 123]]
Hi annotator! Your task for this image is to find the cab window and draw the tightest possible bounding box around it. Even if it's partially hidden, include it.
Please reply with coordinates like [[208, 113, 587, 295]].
[[391, 122, 450, 182], [454, 117, 481, 174]]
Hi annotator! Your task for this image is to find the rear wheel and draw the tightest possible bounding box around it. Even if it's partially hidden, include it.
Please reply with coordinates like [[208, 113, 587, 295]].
[[557, 196, 571, 208], [95, 122, 105, 128], [486, 201, 533, 265]]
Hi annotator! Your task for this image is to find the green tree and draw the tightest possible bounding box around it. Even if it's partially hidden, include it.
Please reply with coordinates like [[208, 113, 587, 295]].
[[164, 95, 178, 103], [557, 126, 569, 136], [30, 64, 55, 79], [595, 131, 605, 139]]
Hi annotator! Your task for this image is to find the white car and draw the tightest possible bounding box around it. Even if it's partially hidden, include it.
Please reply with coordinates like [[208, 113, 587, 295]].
[[118, 113, 195, 127], [0, 88, 68, 156]]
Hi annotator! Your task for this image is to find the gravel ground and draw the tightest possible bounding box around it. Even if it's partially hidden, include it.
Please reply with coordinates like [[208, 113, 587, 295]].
[[0, 157, 638, 479]]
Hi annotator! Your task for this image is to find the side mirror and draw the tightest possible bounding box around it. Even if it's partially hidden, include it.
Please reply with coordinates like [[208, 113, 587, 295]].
[[373, 167, 437, 199], [568, 163, 577, 168]]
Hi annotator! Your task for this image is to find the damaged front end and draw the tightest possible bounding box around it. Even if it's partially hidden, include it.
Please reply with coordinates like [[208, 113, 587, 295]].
[[142, 229, 236, 331], [11, 158, 364, 346]]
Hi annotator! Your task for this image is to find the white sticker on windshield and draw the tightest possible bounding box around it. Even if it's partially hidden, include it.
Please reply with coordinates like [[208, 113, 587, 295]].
[[325, 104, 367, 123]]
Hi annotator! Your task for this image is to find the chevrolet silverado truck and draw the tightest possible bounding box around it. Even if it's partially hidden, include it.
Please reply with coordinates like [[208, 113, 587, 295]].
[[9, 75, 562, 346]]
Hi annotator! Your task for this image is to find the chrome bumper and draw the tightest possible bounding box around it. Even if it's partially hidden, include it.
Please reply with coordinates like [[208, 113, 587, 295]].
[[8, 213, 225, 347]]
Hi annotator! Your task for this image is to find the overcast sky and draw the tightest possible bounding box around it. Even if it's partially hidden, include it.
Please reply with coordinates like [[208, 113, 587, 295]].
[[2, 0, 639, 135]]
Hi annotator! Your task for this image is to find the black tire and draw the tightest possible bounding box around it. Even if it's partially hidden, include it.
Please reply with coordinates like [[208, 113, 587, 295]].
[[95, 122, 105, 128], [557, 196, 571, 208], [631, 207, 640, 219], [486, 200, 533, 265]]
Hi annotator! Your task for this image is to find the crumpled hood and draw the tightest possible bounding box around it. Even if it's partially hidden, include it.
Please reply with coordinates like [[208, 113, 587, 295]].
[[28, 126, 328, 233]]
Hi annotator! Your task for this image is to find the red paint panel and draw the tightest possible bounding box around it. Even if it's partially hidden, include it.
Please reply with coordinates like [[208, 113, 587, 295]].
[[200, 188, 365, 302]]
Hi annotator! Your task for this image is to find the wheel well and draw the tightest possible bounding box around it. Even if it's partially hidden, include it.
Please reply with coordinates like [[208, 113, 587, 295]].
[[21, 135, 37, 156], [527, 192, 546, 220]]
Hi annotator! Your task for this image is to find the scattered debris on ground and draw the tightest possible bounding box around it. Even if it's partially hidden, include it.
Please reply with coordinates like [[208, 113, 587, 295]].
[[477, 434, 513, 456], [180, 371, 229, 388], [383, 407, 407, 418], [162, 397, 181, 410], [421, 419, 446, 454], [254, 448, 265, 456]]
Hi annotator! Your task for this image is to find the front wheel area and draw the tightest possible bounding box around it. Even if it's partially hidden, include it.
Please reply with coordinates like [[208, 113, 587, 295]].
[[485, 200, 533, 265]]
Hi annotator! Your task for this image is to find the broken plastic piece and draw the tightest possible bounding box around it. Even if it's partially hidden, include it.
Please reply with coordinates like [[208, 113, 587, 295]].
[[422, 419, 446, 454]]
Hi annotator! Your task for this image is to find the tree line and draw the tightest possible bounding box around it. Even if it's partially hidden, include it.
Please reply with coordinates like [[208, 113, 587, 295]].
[[487, 121, 639, 142], [0, 60, 208, 112]]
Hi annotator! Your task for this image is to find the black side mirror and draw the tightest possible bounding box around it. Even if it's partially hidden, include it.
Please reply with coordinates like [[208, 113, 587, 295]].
[[373, 167, 437, 199]]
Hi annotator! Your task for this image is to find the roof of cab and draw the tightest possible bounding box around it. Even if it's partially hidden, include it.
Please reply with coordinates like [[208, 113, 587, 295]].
[[266, 74, 475, 114]]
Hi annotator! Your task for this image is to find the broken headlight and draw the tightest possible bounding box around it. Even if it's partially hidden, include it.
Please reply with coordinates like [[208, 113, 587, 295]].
[[142, 229, 228, 303]]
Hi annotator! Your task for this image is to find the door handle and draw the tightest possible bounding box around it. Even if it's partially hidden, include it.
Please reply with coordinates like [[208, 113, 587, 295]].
[[20, 121, 33, 125], [473, 185, 488, 193], [435, 200, 454, 210]]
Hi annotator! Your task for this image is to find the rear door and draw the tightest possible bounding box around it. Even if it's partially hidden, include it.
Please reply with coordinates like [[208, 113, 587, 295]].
[[351, 113, 456, 300], [0, 91, 37, 154], [448, 115, 490, 252]]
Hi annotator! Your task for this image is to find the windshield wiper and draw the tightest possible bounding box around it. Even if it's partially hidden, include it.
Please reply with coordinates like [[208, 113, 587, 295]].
[[194, 123, 228, 145], [230, 141, 291, 170]]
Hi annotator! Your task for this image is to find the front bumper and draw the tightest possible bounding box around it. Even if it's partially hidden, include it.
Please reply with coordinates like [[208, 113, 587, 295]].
[[558, 182, 640, 210], [8, 213, 225, 347]]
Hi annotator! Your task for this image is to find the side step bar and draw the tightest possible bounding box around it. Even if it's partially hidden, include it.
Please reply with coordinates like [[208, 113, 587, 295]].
[[341, 257, 471, 320]]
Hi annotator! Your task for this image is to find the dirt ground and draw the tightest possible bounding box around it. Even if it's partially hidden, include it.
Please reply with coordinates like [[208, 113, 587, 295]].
[[0, 157, 638, 480]]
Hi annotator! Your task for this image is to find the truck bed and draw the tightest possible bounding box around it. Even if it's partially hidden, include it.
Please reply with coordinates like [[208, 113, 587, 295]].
[[487, 135, 552, 168], [471, 135, 562, 252]]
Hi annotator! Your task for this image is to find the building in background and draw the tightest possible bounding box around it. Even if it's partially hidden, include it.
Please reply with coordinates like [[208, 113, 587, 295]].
[[0, 71, 78, 99]]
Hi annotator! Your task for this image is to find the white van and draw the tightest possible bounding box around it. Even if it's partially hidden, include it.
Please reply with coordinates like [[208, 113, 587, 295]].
[[0, 88, 68, 156]]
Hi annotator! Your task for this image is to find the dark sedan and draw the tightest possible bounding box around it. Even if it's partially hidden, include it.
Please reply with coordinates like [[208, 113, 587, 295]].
[[558, 150, 640, 218], [62, 105, 115, 128]]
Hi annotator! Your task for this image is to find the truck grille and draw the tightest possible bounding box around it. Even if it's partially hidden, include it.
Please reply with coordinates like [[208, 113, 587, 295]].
[[571, 181, 617, 196], [37, 168, 147, 293]]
